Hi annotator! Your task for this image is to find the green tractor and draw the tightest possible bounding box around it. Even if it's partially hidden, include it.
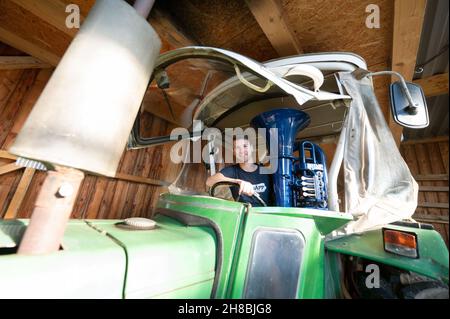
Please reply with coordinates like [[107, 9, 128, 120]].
[[0, 0, 448, 299], [0, 47, 449, 299]]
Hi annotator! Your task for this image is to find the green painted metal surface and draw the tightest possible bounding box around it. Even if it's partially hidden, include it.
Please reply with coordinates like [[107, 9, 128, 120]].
[[156, 193, 247, 298], [225, 206, 350, 298], [324, 251, 344, 298], [88, 215, 216, 298], [1, 194, 448, 299], [251, 207, 352, 235], [156, 194, 352, 298], [0, 215, 217, 299], [325, 224, 449, 283], [0, 219, 126, 298], [229, 211, 326, 298]]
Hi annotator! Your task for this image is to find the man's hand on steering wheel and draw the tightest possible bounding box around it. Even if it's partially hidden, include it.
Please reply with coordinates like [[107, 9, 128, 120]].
[[236, 180, 255, 196], [209, 180, 267, 207]]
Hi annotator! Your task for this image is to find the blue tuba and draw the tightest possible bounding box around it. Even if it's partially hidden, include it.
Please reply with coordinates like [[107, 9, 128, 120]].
[[250, 108, 328, 209]]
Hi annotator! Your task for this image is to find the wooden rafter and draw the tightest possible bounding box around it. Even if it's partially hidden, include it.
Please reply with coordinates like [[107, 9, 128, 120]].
[[10, 0, 80, 37], [0, 150, 17, 160], [389, 0, 427, 146], [4, 0, 199, 126], [0, 56, 52, 70], [0, 162, 21, 175], [0, 27, 60, 66], [414, 72, 449, 97], [4, 167, 35, 219], [245, 0, 302, 56]]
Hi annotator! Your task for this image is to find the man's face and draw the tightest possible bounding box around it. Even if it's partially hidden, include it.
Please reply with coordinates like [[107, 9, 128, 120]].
[[234, 138, 254, 163]]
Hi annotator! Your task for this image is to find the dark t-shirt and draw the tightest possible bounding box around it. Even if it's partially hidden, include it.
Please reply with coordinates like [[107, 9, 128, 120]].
[[220, 164, 272, 207]]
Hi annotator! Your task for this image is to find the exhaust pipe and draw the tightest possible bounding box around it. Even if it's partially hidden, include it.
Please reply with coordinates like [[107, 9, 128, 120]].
[[15, 0, 161, 254], [133, 0, 156, 18]]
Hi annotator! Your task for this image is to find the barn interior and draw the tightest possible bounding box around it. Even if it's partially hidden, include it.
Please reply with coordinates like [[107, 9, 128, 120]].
[[0, 0, 448, 300]]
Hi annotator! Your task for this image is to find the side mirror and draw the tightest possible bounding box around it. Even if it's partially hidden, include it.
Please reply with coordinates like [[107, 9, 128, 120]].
[[389, 81, 429, 129]]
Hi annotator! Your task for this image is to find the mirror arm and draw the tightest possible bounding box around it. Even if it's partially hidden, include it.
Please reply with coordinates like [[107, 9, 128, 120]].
[[127, 114, 203, 150], [357, 70, 419, 115]]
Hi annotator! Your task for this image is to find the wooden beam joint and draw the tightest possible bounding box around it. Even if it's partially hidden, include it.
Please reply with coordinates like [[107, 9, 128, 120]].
[[245, 0, 302, 56], [413, 73, 449, 97]]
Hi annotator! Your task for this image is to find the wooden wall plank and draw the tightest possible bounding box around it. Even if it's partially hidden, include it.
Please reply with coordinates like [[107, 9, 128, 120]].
[[426, 142, 449, 242], [413, 214, 449, 224], [15, 170, 46, 218], [413, 143, 448, 244], [129, 115, 159, 218], [401, 144, 425, 215], [0, 167, 22, 217], [438, 142, 449, 174], [72, 174, 96, 219], [419, 186, 449, 192], [117, 153, 142, 219], [417, 202, 449, 209], [2, 69, 52, 149], [96, 180, 118, 219], [109, 146, 142, 219], [0, 69, 24, 115], [3, 167, 34, 219], [0, 56, 52, 70], [402, 136, 449, 145], [115, 173, 169, 187], [414, 174, 448, 181], [85, 177, 108, 219], [0, 69, 39, 147], [127, 117, 166, 208]]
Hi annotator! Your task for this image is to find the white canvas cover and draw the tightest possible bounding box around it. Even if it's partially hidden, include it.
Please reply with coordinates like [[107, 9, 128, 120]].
[[338, 72, 419, 234]]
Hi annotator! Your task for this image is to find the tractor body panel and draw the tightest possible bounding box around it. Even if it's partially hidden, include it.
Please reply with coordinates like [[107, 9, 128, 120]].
[[325, 224, 449, 283], [0, 220, 125, 298]]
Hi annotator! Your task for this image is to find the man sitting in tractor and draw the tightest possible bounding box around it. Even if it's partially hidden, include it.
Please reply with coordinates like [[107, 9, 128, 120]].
[[206, 135, 272, 207]]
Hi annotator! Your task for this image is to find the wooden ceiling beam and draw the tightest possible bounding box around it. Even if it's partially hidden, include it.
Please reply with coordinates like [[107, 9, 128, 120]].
[[0, 27, 60, 66], [245, 0, 302, 56], [0, 56, 52, 70], [389, 0, 427, 146], [414, 72, 449, 97], [0, 0, 200, 126], [0, 0, 72, 66], [9, 0, 79, 37], [149, 8, 196, 50]]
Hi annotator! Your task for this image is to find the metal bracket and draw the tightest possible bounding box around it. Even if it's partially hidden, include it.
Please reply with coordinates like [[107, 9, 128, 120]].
[[352, 69, 419, 115]]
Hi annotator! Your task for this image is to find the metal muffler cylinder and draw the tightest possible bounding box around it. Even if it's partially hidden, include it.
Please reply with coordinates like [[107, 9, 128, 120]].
[[9, 0, 161, 177]]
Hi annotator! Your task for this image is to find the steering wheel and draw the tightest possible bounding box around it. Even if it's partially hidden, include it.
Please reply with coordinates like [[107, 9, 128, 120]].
[[209, 181, 267, 207]]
